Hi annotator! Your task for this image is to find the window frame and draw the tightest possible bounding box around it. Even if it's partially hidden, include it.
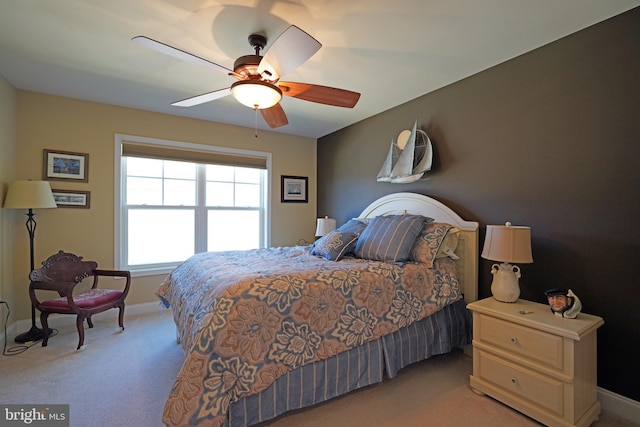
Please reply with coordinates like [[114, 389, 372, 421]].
[[114, 134, 272, 277]]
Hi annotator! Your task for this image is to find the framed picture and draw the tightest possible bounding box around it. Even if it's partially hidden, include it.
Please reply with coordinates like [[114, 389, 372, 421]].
[[281, 175, 308, 203], [52, 189, 91, 209], [43, 149, 89, 182]]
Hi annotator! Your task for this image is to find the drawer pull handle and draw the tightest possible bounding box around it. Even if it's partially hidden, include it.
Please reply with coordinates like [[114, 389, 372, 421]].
[[510, 337, 518, 344], [511, 377, 518, 385]]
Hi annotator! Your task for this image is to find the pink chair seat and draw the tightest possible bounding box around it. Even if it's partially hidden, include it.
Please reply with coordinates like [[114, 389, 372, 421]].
[[40, 288, 123, 310]]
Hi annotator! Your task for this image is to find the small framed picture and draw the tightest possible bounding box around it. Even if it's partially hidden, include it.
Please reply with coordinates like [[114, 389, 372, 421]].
[[43, 149, 89, 182], [52, 189, 91, 209], [281, 175, 308, 203]]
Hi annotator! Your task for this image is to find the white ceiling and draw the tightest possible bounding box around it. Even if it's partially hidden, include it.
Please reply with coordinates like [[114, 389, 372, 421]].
[[1, 1, 638, 139]]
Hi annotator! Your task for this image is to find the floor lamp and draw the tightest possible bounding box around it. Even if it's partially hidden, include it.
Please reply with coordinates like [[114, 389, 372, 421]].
[[3, 180, 57, 343]]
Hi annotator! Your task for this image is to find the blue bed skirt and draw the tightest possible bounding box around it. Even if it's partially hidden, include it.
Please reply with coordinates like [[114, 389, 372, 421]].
[[227, 298, 472, 427]]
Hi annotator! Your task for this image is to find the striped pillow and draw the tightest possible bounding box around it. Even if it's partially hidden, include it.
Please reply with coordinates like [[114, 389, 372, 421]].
[[354, 215, 427, 262]]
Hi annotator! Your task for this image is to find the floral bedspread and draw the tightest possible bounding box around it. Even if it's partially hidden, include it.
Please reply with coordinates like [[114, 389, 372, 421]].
[[156, 245, 461, 427]]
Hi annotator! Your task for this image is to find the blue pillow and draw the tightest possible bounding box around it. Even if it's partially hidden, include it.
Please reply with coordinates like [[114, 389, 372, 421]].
[[311, 230, 359, 261], [335, 219, 368, 236], [354, 215, 426, 262]]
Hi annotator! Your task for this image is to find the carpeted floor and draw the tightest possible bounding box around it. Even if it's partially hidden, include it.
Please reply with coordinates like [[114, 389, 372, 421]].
[[1, 310, 636, 427]]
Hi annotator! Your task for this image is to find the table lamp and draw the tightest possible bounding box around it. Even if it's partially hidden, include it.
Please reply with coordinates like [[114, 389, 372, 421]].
[[481, 222, 533, 303], [315, 216, 336, 237]]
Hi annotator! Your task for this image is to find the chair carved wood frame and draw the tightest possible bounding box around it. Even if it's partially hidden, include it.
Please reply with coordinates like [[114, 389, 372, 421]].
[[29, 250, 131, 350]]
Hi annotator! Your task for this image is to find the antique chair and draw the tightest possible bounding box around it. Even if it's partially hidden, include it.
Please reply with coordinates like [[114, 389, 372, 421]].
[[28, 250, 131, 350]]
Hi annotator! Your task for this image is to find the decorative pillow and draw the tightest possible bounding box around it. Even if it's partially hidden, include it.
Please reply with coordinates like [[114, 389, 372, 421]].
[[436, 227, 460, 259], [352, 217, 373, 225], [311, 230, 359, 261], [410, 222, 458, 268], [354, 214, 426, 263], [336, 219, 368, 236]]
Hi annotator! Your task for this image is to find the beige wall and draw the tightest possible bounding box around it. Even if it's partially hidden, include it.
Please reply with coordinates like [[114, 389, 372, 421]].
[[0, 75, 17, 313], [7, 90, 317, 321]]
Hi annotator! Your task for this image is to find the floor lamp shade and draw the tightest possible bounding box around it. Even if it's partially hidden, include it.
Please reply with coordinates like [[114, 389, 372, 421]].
[[3, 180, 57, 343], [3, 180, 57, 209], [481, 222, 533, 303]]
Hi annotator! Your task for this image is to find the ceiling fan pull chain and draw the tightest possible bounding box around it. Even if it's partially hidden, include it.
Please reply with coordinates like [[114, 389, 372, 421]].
[[254, 106, 259, 138]]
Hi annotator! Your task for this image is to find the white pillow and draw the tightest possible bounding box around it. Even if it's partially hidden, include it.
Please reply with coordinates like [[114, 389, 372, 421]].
[[436, 227, 460, 260]]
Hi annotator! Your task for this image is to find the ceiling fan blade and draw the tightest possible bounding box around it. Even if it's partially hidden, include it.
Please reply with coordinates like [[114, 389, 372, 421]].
[[278, 82, 361, 108], [132, 36, 232, 75], [171, 88, 231, 107], [257, 26, 321, 81], [260, 103, 289, 128]]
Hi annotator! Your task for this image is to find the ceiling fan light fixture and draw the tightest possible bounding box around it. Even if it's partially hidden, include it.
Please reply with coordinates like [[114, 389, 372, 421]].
[[231, 80, 282, 109]]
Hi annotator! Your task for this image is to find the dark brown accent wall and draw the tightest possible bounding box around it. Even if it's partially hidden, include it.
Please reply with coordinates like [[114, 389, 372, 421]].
[[318, 7, 640, 401]]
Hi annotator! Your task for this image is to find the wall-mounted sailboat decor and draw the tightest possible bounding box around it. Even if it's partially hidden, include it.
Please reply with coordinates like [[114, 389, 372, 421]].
[[376, 119, 433, 183]]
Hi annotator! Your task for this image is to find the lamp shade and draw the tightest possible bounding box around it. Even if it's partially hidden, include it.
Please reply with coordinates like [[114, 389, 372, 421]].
[[3, 180, 57, 209], [315, 216, 337, 237], [481, 222, 533, 264], [231, 80, 283, 109]]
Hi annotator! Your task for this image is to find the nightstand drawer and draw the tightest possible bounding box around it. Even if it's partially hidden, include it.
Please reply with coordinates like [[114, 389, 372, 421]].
[[477, 314, 564, 370], [476, 350, 564, 416]]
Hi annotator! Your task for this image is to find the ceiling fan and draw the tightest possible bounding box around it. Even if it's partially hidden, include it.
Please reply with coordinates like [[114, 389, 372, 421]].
[[132, 25, 361, 129]]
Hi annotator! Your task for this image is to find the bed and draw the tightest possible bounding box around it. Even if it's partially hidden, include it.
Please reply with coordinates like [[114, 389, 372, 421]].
[[157, 192, 479, 427]]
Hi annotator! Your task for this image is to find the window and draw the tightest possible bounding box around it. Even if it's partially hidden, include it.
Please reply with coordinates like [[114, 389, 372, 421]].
[[115, 134, 271, 275]]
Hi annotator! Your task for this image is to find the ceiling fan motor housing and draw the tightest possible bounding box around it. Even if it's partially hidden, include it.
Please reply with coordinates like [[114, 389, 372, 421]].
[[234, 33, 272, 80], [233, 55, 263, 79]]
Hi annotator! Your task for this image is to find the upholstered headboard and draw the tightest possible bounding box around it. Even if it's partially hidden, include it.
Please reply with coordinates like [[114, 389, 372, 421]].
[[358, 192, 479, 302]]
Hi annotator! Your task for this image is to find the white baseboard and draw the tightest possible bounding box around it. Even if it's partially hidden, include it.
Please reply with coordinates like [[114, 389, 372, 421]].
[[1, 301, 167, 345], [598, 386, 640, 424], [3, 303, 638, 423]]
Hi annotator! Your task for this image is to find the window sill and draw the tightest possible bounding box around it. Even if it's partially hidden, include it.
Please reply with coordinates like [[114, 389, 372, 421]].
[[127, 266, 175, 278]]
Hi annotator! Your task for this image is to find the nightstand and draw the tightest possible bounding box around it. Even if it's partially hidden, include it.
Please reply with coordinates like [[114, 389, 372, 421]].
[[467, 297, 604, 427]]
